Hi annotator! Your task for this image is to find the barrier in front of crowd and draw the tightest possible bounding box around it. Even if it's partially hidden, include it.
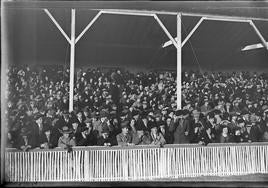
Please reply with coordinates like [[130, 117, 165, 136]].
[[5, 142, 268, 182]]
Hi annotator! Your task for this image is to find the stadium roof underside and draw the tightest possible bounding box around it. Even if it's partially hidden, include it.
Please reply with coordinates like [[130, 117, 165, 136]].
[[4, 1, 268, 72]]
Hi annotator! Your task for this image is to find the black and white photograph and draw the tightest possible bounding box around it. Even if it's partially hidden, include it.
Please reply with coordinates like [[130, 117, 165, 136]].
[[1, 0, 268, 187]]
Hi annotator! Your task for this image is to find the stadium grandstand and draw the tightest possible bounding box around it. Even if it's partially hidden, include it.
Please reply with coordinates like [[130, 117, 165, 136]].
[[1, 0, 268, 186]]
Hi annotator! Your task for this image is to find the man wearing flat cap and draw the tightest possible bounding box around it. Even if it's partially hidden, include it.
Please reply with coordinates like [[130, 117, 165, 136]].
[[116, 120, 133, 146]]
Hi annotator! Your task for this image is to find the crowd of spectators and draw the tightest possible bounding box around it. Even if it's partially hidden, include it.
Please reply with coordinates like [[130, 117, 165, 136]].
[[5, 65, 268, 151]]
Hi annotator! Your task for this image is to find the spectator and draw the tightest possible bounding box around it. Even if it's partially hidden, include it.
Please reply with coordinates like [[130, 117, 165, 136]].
[[31, 113, 47, 149], [58, 126, 76, 150], [97, 128, 116, 146], [116, 120, 133, 146], [149, 121, 166, 146], [132, 124, 152, 145], [219, 126, 232, 143], [169, 110, 190, 144], [158, 120, 173, 144], [16, 127, 34, 151], [70, 118, 82, 141], [6, 131, 15, 148], [39, 126, 58, 149], [205, 112, 217, 143]]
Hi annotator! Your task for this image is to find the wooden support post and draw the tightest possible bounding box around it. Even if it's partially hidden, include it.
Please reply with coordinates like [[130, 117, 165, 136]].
[[177, 13, 182, 110], [69, 9, 76, 112]]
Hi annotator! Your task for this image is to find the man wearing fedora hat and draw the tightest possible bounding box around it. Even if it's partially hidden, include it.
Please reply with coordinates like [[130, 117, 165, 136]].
[[58, 126, 76, 149], [169, 109, 191, 144], [31, 113, 48, 149], [158, 120, 173, 144]]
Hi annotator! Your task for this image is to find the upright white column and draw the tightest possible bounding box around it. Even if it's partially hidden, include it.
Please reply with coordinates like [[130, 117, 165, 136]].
[[69, 9, 76, 112], [177, 13, 182, 109]]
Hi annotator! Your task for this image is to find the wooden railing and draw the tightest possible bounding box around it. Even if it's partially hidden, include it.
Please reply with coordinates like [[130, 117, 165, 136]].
[[5, 142, 268, 182]]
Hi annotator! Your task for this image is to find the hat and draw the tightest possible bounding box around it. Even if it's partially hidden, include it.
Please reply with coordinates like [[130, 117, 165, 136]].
[[34, 113, 43, 120], [62, 110, 70, 116], [192, 109, 200, 116], [237, 119, 245, 124], [83, 106, 90, 113], [222, 112, 230, 120], [84, 118, 92, 123], [264, 108, 268, 114], [136, 121, 145, 131], [43, 126, 52, 133], [121, 109, 129, 117], [213, 109, 222, 115], [140, 111, 148, 119], [182, 109, 189, 116], [241, 109, 250, 115], [207, 112, 214, 119], [20, 127, 31, 136], [91, 111, 99, 118], [35, 95, 43, 101], [250, 115, 258, 123], [175, 110, 183, 116], [155, 112, 162, 118], [101, 128, 110, 134], [80, 126, 89, 132], [157, 120, 166, 127], [100, 110, 109, 118], [71, 117, 79, 124], [121, 120, 130, 129], [59, 126, 73, 134], [132, 110, 139, 117], [148, 121, 157, 130], [110, 111, 117, 118]]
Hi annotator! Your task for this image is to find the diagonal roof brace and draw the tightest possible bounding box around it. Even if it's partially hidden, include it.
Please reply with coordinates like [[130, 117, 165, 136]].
[[44, 9, 72, 44], [241, 42, 268, 51], [248, 20, 268, 50], [153, 14, 178, 49]]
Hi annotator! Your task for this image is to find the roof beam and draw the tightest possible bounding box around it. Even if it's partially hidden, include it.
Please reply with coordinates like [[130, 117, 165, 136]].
[[101, 10, 154, 17], [93, 9, 268, 22], [182, 12, 268, 22]]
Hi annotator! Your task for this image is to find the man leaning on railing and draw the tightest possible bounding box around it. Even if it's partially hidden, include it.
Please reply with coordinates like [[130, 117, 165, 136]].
[[57, 126, 76, 152]]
